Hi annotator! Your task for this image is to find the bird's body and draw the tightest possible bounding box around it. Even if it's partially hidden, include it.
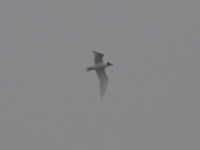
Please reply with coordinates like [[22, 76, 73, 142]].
[[86, 50, 113, 98], [87, 62, 108, 71]]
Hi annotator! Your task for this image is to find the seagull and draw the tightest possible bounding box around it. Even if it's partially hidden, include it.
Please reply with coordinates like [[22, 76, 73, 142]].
[[86, 50, 113, 99]]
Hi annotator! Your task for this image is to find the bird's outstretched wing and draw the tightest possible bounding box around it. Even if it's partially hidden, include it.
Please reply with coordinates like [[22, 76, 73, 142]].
[[96, 69, 108, 99], [92, 50, 104, 64]]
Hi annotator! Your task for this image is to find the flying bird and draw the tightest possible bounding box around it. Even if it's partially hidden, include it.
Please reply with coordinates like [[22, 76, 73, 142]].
[[86, 50, 113, 98]]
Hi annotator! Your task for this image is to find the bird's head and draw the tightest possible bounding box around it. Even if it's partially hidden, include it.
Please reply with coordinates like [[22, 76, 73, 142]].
[[107, 62, 113, 66]]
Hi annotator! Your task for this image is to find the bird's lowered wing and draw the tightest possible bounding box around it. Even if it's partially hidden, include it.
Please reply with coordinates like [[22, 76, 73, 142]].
[[96, 69, 108, 99], [92, 50, 104, 64]]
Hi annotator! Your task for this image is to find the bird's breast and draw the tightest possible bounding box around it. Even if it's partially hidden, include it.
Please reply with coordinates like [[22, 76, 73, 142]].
[[92, 63, 107, 70]]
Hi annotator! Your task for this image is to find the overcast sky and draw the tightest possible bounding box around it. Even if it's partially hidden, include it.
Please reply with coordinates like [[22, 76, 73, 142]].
[[0, 0, 200, 150]]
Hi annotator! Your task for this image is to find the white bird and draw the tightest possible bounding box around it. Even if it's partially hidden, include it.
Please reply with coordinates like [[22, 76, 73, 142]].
[[86, 50, 113, 99]]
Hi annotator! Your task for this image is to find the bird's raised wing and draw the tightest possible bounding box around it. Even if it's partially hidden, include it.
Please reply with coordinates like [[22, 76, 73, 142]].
[[92, 50, 104, 64], [96, 69, 108, 99]]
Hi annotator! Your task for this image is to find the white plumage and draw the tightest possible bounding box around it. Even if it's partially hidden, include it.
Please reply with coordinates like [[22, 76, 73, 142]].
[[86, 50, 113, 98]]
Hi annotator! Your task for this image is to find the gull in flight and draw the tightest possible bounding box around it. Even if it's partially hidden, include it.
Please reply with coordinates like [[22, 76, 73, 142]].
[[86, 50, 113, 98]]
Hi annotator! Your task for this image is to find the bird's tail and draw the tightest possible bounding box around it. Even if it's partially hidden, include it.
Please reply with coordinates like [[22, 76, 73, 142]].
[[86, 67, 92, 71]]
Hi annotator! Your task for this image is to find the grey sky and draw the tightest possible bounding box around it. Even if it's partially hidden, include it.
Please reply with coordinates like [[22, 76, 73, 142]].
[[0, 0, 200, 149]]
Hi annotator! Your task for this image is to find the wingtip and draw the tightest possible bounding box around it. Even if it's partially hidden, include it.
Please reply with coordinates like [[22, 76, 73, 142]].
[[100, 92, 105, 99], [86, 67, 92, 71], [91, 50, 104, 56]]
